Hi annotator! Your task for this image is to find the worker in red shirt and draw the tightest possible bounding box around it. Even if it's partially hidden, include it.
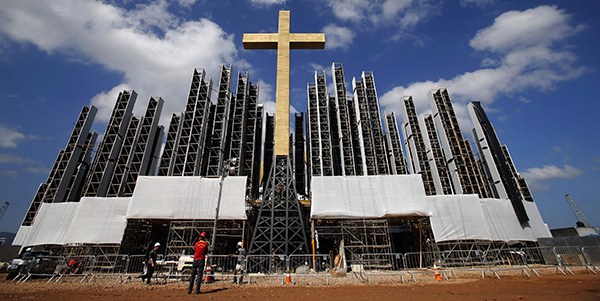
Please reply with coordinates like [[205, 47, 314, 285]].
[[188, 231, 209, 294]]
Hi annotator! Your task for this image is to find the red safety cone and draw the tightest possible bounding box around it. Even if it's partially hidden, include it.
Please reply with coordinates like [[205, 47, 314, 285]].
[[203, 265, 213, 282], [284, 272, 292, 284], [434, 264, 443, 281]]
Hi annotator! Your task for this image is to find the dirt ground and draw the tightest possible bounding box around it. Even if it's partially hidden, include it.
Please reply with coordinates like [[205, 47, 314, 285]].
[[1, 270, 599, 301]]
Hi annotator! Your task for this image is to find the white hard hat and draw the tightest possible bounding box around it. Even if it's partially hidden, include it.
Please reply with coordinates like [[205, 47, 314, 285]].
[[237, 241, 243, 247], [154, 242, 161, 247], [26, 247, 32, 252]]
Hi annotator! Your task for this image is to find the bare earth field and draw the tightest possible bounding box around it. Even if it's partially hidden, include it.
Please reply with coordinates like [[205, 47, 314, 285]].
[[1, 270, 599, 301]]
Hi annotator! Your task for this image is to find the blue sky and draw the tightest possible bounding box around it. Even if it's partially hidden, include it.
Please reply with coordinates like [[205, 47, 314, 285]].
[[0, 0, 598, 234]]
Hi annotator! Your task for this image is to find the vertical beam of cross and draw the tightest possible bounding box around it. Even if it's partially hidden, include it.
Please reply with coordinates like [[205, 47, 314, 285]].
[[243, 10, 325, 156]]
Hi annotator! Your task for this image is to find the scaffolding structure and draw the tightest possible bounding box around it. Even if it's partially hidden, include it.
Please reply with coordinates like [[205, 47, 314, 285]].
[[66, 132, 98, 202], [242, 82, 262, 200], [107, 116, 140, 197], [341, 219, 392, 268], [362, 71, 389, 175], [468, 101, 530, 222], [44, 106, 97, 203], [157, 113, 182, 176], [166, 220, 245, 256], [384, 112, 408, 175], [206, 64, 234, 177], [84, 91, 136, 197], [428, 88, 480, 196], [332, 63, 356, 176], [353, 77, 376, 175], [294, 113, 306, 196], [419, 114, 453, 194], [400, 96, 437, 195], [306, 83, 322, 177], [120, 97, 163, 195], [328, 94, 343, 176], [315, 71, 334, 176], [228, 72, 249, 176]]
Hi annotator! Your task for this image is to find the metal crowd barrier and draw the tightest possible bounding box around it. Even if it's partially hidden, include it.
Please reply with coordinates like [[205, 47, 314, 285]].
[[483, 248, 531, 278], [582, 247, 600, 273], [11, 246, 600, 284], [554, 246, 595, 275]]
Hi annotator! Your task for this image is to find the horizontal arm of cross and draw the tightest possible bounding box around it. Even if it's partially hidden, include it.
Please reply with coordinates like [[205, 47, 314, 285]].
[[289, 33, 325, 49], [243, 33, 278, 49], [243, 33, 325, 50]]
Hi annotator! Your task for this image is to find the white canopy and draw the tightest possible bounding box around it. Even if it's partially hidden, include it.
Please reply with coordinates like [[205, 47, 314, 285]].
[[310, 175, 431, 219], [310, 175, 549, 243], [13, 202, 79, 247], [64, 197, 130, 244], [126, 176, 247, 220], [426, 194, 492, 241], [14, 176, 248, 248]]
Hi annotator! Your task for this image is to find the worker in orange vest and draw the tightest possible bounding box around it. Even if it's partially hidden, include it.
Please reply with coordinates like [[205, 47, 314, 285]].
[[188, 232, 209, 294]]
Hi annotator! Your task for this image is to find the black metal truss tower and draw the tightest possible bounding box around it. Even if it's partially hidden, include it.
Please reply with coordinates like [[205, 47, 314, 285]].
[[352, 77, 376, 175], [228, 72, 249, 176], [120, 97, 164, 196], [249, 155, 309, 260], [107, 116, 141, 197], [400, 96, 437, 195], [242, 82, 261, 199], [157, 113, 182, 176], [315, 71, 333, 176], [428, 88, 480, 196], [331, 62, 356, 176], [43, 105, 97, 203], [420, 114, 453, 195], [362, 71, 389, 175], [84, 91, 136, 197], [306, 83, 321, 177], [262, 114, 275, 193], [206, 64, 233, 177], [66, 132, 98, 202], [384, 112, 408, 175], [328, 94, 343, 176], [294, 113, 306, 196]]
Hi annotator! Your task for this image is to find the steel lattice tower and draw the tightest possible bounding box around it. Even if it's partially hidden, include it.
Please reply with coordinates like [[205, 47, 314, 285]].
[[249, 155, 309, 265]]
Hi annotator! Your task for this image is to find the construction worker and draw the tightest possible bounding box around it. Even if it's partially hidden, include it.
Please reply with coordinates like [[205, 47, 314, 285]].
[[188, 232, 209, 294], [141, 242, 160, 285], [229, 241, 246, 284]]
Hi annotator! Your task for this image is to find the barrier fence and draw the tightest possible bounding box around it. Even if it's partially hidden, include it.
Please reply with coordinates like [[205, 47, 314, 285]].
[[10, 246, 600, 284]]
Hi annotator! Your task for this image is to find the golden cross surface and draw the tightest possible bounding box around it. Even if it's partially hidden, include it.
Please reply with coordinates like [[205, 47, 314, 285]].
[[243, 10, 325, 156]]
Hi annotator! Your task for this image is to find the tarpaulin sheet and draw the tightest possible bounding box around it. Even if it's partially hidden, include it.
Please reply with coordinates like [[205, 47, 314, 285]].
[[522, 200, 553, 239], [126, 176, 247, 220], [480, 198, 534, 242], [310, 175, 431, 219], [64, 197, 130, 244], [13, 202, 78, 247], [427, 194, 492, 241]]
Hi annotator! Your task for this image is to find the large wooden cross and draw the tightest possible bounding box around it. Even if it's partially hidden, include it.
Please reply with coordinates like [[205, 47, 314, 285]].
[[243, 10, 325, 156]]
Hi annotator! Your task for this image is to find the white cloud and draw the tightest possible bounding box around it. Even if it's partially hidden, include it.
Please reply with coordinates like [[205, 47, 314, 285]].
[[257, 80, 275, 113], [379, 5, 588, 131], [521, 164, 583, 191], [0, 153, 37, 164], [176, 0, 201, 7], [0, 0, 240, 126], [25, 166, 52, 174], [460, 0, 493, 9], [322, 24, 355, 50], [248, 0, 286, 6], [322, 0, 441, 35], [0, 125, 26, 148], [0, 170, 19, 178], [470, 6, 586, 53]]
